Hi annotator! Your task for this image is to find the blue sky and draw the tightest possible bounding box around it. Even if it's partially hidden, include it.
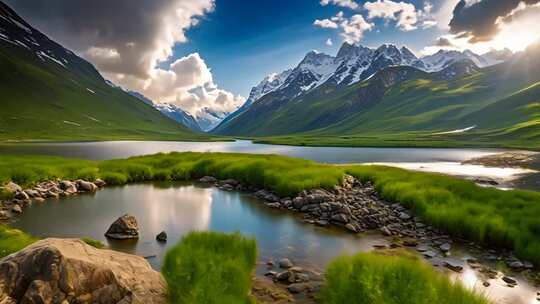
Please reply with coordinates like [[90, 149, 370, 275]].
[[173, 0, 445, 96]]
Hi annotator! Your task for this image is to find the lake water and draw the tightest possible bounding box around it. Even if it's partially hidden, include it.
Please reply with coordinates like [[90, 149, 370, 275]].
[[11, 182, 538, 304], [1, 140, 535, 190]]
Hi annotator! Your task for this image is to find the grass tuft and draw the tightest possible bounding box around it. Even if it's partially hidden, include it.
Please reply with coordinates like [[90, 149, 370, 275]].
[[322, 250, 488, 304], [162, 231, 257, 304], [0, 225, 36, 258]]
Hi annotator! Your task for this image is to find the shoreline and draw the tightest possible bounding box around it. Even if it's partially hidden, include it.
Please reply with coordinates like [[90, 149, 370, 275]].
[[2, 176, 538, 303]]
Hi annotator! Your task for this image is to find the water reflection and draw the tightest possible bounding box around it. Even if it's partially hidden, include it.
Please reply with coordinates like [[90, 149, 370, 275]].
[[9, 182, 537, 303]]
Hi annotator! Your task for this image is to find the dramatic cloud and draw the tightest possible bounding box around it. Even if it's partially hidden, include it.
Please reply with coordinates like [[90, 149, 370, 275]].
[[5, 0, 244, 118], [363, 0, 436, 31], [449, 0, 540, 42], [426, 0, 540, 54], [314, 12, 374, 43], [320, 0, 359, 10]]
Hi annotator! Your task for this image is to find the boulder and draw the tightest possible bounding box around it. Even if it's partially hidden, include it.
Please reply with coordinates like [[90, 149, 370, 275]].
[[0, 211, 10, 220], [94, 179, 107, 187], [77, 180, 98, 192], [14, 191, 29, 200], [0, 238, 166, 304], [199, 176, 217, 183], [60, 180, 78, 194], [156, 231, 167, 243], [11, 205, 22, 214], [439, 243, 451, 253], [279, 258, 293, 269], [24, 189, 40, 198], [105, 214, 140, 239], [221, 179, 239, 187], [3, 182, 21, 193]]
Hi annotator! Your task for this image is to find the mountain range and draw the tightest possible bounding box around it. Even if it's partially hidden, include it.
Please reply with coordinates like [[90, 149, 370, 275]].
[[212, 41, 538, 148], [0, 1, 206, 141]]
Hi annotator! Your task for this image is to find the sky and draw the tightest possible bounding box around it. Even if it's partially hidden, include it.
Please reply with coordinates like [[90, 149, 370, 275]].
[[5, 0, 540, 119]]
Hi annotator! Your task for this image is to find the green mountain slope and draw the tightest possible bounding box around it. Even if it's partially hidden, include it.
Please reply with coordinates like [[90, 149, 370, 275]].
[[216, 43, 540, 149], [0, 1, 206, 142]]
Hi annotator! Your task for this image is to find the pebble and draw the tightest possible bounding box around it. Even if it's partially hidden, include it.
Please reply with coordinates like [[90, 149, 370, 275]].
[[279, 258, 293, 269]]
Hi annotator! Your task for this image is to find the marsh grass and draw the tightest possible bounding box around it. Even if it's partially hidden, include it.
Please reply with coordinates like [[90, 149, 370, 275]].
[[162, 231, 257, 304], [1, 153, 539, 265], [322, 250, 488, 304], [0, 225, 36, 258]]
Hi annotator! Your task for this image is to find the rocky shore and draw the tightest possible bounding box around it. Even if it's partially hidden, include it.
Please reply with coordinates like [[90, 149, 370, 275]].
[[0, 179, 105, 220], [202, 174, 539, 299]]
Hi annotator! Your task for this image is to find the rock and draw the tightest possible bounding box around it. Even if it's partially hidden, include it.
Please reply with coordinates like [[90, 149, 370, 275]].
[[24, 189, 40, 198], [399, 212, 411, 220], [0, 238, 166, 304], [0, 211, 10, 220], [315, 220, 329, 227], [331, 213, 349, 224], [11, 205, 22, 214], [507, 261, 524, 269], [444, 260, 463, 272], [77, 180, 98, 192], [380, 226, 392, 236], [423, 250, 438, 259], [264, 193, 280, 202], [199, 176, 217, 183], [60, 181, 78, 194], [292, 197, 305, 209], [221, 179, 239, 187], [279, 258, 293, 269], [94, 179, 106, 187], [105, 214, 140, 239], [156, 231, 167, 242], [34, 197, 45, 203], [502, 276, 517, 285], [288, 283, 309, 294], [264, 271, 277, 277], [439, 243, 451, 252], [345, 223, 358, 233], [14, 191, 29, 200], [4, 182, 21, 193], [275, 271, 291, 282], [483, 281, 490, 287]]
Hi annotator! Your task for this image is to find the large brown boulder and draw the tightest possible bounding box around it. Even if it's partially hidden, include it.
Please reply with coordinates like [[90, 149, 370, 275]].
[[105, 214, 140, 240], [0, 238, 166, 304]]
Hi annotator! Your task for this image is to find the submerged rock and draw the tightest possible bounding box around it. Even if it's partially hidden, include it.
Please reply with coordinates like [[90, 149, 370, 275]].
[[105, 214, 140, 239], [0, 238, 166, 304]]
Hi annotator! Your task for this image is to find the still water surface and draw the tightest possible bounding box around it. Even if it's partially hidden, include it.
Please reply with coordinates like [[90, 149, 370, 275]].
[[11, 182, 538, 304]]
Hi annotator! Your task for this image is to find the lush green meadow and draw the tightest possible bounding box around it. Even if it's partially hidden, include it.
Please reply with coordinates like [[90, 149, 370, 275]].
[[1, 152, 540, 265], [322, 250, 488, 304], [162, 231, 257, 304]]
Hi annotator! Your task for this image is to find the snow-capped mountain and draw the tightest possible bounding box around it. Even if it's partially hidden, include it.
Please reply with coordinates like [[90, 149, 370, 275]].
[[154, 103, 202, 132], [0, 2, 102, 80], [421, 49, 503, 72], [237, 42, 508, 112], [127, 91, 202, 132], [196, 107, 229, 132]]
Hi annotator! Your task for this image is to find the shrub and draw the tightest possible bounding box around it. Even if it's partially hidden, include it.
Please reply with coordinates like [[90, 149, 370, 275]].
[[162, 231, 257, 304], [322, 251, 488, 304], [100, 172, 128, 185]]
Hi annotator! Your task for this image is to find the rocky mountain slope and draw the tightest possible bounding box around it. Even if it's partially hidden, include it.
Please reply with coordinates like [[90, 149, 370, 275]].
[[212, 42, 506, 135], [0, 1, 203, 141]]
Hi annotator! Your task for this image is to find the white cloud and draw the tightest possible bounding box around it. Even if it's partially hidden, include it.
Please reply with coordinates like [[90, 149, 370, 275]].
[[314, 19, 339, 29], [363, 0, 435, 31], [109, 53, 244, 120], [326, 38, 334, 46], [314, 12, 374, 44], [320, 0, 359, 10], [9, 0, 243, 119]]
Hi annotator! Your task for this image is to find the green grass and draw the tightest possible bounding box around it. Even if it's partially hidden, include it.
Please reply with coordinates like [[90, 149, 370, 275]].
[[0, 41, 209, 142], [322, 251, 488, 304], [82, 237, 105, 249], [162, 231, 257, 304], [0, 225, 36, 258], [1, 152, 540, 265]]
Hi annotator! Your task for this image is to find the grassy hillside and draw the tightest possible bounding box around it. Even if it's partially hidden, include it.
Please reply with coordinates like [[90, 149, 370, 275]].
[[0, 44, 210, 141]]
